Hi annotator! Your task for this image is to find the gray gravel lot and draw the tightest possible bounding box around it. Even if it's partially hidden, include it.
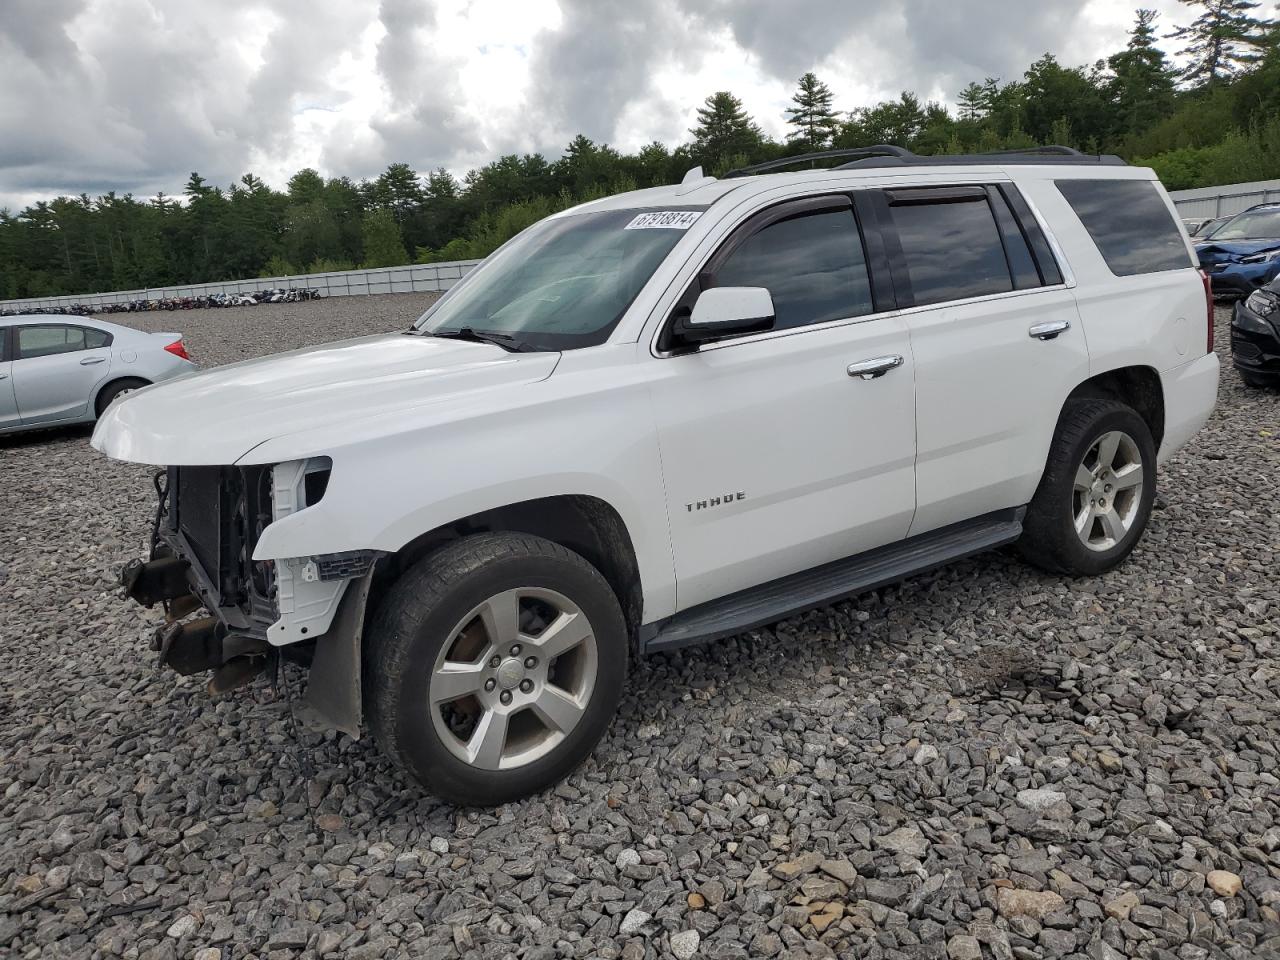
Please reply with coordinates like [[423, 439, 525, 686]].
[[1, 298, 1278, 960]]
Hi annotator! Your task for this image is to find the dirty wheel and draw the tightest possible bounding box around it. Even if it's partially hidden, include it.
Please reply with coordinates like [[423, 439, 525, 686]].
[[365, 533, 626, 805], [1018, 399, 1156, 577]]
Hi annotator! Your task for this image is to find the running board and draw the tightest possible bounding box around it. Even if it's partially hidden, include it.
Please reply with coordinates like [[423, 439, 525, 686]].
[[640, 508, 1025, 654]]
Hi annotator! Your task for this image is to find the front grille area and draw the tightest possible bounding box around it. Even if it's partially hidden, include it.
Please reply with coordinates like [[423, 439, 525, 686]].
[[166, 465, 276, 627], [173, 466, 223, 578]]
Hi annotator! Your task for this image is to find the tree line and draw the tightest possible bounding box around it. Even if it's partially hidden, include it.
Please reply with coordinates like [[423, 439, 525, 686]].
[[3, 0, 1279, 300]]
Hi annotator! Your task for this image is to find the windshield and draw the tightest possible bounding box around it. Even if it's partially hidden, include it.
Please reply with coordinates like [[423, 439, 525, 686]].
[[414, 207, 705, 350], [1209, 208, 1280, 241]]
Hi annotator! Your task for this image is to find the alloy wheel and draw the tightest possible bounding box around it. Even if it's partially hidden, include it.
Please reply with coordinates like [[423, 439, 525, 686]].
[[1072, 430, 1144, 552], [429, 587, 598, 770]]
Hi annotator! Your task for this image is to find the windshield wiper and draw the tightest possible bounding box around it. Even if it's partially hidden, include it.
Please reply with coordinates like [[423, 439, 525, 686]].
[[428, 327, 540, 353]]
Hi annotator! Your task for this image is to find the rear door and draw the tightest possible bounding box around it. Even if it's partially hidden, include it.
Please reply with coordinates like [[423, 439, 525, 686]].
[[0, 325, 19, 431], [875, 183, 1090, 536], [12, 323, 114, 425]]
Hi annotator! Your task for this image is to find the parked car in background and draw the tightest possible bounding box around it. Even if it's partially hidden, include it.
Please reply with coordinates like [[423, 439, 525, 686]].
[[94, 146, 1218, 805], [1195, 202, 1280, 297], [1191, 215, 1232, 238], [1231, 278, 1280, 387], [0, 316, 194, 436]]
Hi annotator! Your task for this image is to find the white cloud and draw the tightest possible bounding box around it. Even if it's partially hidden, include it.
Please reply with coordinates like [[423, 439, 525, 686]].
[[0, 0, 1198, 210]]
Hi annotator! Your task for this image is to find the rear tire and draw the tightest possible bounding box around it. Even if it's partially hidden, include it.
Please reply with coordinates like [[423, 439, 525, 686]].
[[365, 532, 627, 806], [1018, 399, 1157, 577], [95, 378, 149, 416]]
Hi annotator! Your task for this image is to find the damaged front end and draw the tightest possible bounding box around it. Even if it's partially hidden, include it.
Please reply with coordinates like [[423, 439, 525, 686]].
[[120, 459, 378, 737]]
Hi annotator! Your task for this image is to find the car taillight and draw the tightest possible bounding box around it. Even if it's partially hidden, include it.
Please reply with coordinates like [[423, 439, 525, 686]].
[[164, 339, 191, 361], [1200, 270, 1214, 354]]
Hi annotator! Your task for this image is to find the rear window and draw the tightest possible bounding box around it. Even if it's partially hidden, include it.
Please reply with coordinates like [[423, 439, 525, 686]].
[[1056, 179, 1192, 276]]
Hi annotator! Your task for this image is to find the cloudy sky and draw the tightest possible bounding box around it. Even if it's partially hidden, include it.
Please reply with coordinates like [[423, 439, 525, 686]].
[[2, 0, 1192, 211]]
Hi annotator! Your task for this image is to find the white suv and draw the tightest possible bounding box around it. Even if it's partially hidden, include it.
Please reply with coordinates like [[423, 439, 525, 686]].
[[94, 146, 1219, 805]]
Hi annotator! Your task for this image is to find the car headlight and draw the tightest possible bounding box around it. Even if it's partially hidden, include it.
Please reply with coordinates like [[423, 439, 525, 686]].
[[1244, 289, 1279, 319], [1240, 249, 1280, 264]]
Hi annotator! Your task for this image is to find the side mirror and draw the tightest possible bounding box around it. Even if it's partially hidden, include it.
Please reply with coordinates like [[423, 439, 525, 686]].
[[670, 287, 775, 350]]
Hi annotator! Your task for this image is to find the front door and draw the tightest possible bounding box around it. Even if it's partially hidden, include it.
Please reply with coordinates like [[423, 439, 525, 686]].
[[12, 324, 113, 425], [651, 194, 917, 611]]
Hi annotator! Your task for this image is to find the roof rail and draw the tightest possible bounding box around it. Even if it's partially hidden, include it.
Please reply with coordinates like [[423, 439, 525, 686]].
[[723, 146, 913, 179], [982, 145, 1086, 156], [838, 145, 1126, 169], [720, 144, 1127, 178]]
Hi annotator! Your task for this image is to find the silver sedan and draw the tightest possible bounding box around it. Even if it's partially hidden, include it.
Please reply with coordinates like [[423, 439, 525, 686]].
[[0, 315, 196, 436]]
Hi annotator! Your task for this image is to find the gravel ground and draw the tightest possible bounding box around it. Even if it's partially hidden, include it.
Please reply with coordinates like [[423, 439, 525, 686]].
[[1, 298, 1278, 960]]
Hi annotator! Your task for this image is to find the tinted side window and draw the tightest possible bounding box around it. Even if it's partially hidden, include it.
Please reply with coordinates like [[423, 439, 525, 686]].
[[1056, 179, 1192, 276], [85, 327, 111, 349], [888, 193, 1013, 306], [712, 208, 873, 330], [17, 325, 87, 359]]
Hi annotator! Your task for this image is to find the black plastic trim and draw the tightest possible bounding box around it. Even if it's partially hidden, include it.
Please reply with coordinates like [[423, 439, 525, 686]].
[[852, 192, 898, 312], [639, 507, 1025, 654], [866, 190, 915, 309], [987, 186, 1043, 290], [999, 184, 1063, 286]]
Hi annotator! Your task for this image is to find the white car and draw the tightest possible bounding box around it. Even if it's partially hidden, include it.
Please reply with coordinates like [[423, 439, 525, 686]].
[[94, 146, 1219, 805], [1, 316, 194, 436]]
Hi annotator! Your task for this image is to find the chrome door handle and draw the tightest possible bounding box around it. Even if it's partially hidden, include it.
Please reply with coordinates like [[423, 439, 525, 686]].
[[847, 355, 905, 380], [80, 356, 106, 365], [1029, 320, 1070, 341]]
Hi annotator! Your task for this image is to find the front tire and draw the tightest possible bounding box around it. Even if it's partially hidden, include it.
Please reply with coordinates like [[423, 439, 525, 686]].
[[1018, 399, 1157, 577], [365, 533, 627, 805]]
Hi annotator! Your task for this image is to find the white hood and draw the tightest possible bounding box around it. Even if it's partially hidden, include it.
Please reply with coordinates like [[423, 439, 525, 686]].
[[92, 333, 560, 466]]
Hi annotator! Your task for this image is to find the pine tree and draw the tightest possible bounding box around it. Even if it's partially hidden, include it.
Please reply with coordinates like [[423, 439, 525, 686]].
[[1167, 0, 1272, 85], [785, 73, 841, 150], [957, 82, 989, 121], [1108, 10, 1177, 130], [689, 92, 763, 170]]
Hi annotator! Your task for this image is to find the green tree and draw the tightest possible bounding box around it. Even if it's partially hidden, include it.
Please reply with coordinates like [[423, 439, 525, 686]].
[[286, 168, 326, 205], [838, 92, 928, 148], [1167, 0, 1272, 85], [360, 208, 408, 267], [785, 73, 841, 150], [1108, 10, 1177, 132], [689, 92, 763, 172], [369, 162, 424, 220]]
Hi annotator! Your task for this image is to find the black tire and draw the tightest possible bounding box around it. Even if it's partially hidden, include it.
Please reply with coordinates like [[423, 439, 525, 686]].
[[365, 532, 627, 805], [95, 378, 149, 416], [1018, 399, 1157, 577], [1238, 369, 1276, 389]]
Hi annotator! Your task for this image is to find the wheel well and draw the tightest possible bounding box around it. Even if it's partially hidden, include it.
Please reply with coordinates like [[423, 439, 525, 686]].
[[94, 376, 151, 415], [376, 495, 643, 636], [1065, 366, 1165, 449]]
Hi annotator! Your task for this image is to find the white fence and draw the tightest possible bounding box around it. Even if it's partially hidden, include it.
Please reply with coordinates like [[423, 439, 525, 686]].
[[1169, 179, 1280, 220], [0, 260, 482, 312]]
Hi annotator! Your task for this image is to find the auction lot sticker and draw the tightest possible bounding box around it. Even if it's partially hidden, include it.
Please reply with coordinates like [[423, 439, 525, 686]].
[[624, 211, 702, 230]]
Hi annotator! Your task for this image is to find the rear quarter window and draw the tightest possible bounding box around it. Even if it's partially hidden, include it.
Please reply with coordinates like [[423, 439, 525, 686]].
[[1056, 179, 1192, 277]]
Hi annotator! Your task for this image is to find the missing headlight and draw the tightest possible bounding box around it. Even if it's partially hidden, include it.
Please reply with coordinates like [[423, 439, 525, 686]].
[[304, 465, 331, 506]]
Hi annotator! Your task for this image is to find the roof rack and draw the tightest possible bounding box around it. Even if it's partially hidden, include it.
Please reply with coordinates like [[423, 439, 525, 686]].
[[721, 145, 1127, 178], [723, 146, 913, 178]]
